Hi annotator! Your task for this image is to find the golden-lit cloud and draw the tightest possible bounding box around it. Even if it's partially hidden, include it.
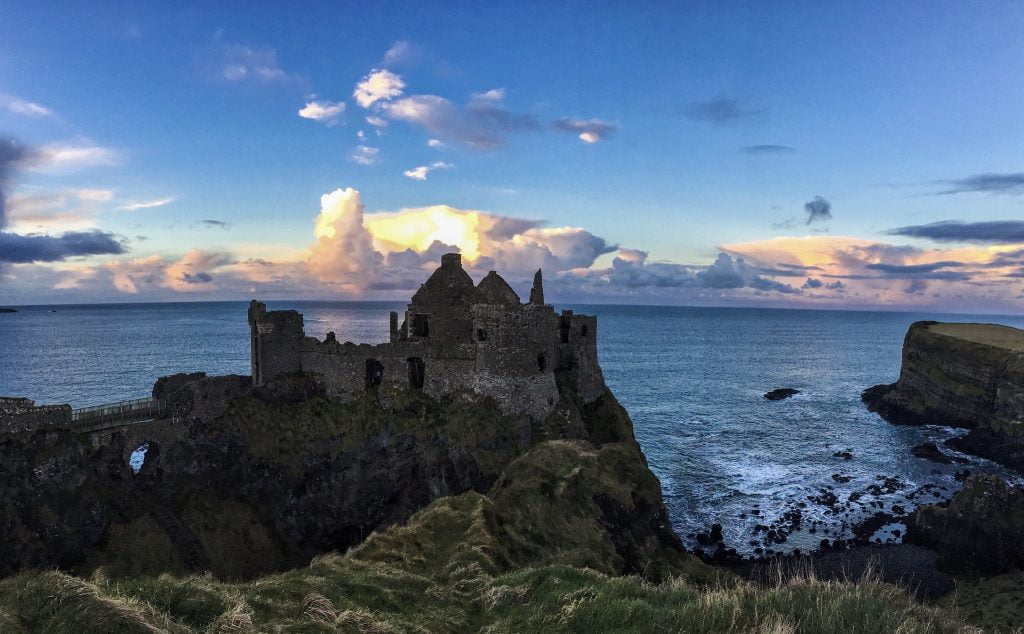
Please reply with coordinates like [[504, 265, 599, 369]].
[[367, 206, 482, 260]]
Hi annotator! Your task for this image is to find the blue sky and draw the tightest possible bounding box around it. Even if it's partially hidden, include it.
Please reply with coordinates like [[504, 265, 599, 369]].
[[2, 1, 1024, 311]]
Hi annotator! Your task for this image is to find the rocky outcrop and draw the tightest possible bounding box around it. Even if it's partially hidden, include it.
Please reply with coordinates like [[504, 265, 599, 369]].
[[863, 321, 1024, 470], [0, 368, 691, 582], [910, 475, 1024, 573], [764, 388, 799, 401]]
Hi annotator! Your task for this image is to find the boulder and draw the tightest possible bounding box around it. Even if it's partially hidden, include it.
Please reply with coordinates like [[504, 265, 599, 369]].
[[764, 388, 800, 401], [910, 475, 1024, 573]]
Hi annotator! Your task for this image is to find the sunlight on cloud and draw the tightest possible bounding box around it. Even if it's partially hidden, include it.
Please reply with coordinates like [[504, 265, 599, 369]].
[[353, 69, 405, 108], [367, 206, 482, 260]]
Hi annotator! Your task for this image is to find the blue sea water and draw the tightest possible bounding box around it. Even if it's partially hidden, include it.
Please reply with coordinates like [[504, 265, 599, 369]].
[[2, 301, 1023, 554]]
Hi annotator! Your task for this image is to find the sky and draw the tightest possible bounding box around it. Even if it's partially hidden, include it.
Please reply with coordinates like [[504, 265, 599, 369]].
[[1, 1, 1024, 312]]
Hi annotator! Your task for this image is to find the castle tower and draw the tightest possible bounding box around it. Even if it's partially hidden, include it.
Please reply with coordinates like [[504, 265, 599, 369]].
[[247, 300, 304, 386]]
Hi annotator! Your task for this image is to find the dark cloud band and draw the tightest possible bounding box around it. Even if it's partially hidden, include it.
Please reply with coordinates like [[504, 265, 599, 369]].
[[0, 230, 125, 263], [886, 221, 1024, 244]]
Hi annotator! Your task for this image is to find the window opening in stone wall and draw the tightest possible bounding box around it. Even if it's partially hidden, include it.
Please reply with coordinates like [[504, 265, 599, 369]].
[[559, 319, 570, 343], [411, 313, 430, 337], [477, 328, 488, 341], [407, 357, 425, 390], [365, 359, 384, 389], [581, 324, 589, 337], [537, 353, 547, 372]]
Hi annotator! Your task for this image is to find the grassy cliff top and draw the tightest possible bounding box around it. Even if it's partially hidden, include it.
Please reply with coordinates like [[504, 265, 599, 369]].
[[927, 322, 1024, 352]]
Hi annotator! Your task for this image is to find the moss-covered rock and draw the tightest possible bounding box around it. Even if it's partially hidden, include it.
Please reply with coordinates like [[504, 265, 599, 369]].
[[910, 474, 1024, 574]]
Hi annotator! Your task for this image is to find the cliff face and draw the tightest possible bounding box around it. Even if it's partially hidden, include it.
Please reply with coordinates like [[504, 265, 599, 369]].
[[863, 321, 1024, 470], [0, 370, 691, 582], [910, 475, 1024, 574]]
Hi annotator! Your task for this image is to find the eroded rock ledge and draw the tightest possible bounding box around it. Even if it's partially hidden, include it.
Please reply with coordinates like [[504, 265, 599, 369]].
[[863, 321, 1024, 471]]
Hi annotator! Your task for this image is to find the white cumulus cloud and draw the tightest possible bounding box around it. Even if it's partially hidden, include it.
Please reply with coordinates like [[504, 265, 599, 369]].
[[298, 100, 346, 124], [353, 69, 405, 108], [403, 161, 453, 181]]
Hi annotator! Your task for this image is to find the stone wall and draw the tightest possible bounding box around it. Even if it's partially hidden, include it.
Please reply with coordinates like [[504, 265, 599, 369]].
[[0, 397, 72, 433], [152, 373, 252, 424]]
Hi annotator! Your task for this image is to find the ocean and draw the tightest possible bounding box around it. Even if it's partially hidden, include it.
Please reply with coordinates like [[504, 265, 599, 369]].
[[2, 301, 1023, 555]]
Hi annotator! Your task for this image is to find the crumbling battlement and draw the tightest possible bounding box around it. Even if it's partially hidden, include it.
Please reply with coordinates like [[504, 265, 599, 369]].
[[0, 396, 72, 433], [249, 253, 604, 419]]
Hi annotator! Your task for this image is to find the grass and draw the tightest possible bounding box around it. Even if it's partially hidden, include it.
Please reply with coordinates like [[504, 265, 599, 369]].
[[0, 545, 973, 633], [0, 462, 982, 633], [927, 323, 1024, 353]]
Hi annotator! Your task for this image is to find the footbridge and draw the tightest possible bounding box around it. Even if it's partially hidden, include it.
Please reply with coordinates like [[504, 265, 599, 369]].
[[71, 397, 169, 433]]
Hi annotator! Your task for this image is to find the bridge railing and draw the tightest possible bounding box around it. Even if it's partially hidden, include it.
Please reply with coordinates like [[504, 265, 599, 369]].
[[71, 397, 167, 429]]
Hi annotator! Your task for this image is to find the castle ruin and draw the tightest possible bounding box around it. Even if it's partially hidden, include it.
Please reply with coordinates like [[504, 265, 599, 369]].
[[248, 253, 604, 419]]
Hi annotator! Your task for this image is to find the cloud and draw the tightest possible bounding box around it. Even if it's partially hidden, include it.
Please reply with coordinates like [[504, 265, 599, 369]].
[[298, 99, 346, 124], [366, 115, 388, 128], [383, 90, 539, 150], [381, 40, 418, 67], [353, 69, 406, 108], [581, 249, 799, 294], [935, 172, 1024, 196], [350, 145, 381, 165], [864, 260, 970, 280], [199, 219, 231, 228], [3, 95, 53, 117], [27, 143, 121, 172], [164, 249, 234, 291], [0, 230, 125, 263], [403, 161, 453, 181], [117, 197, 175, 211], [803, 277, 823, 289], [684, 96, 765, 124], [886, 220, 1024, 244], [220, 44, 291, 82], [7, 188, 114, 231], [905, 279, 928, 295], [309, 188, 385, 290], [0, 137, 32, 226], [305, 188, 617, 292], [551, 117, 617, 144], [740, 144, 795, 154], [804, 196, 832, 224], [427, 138, 444, 148]]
